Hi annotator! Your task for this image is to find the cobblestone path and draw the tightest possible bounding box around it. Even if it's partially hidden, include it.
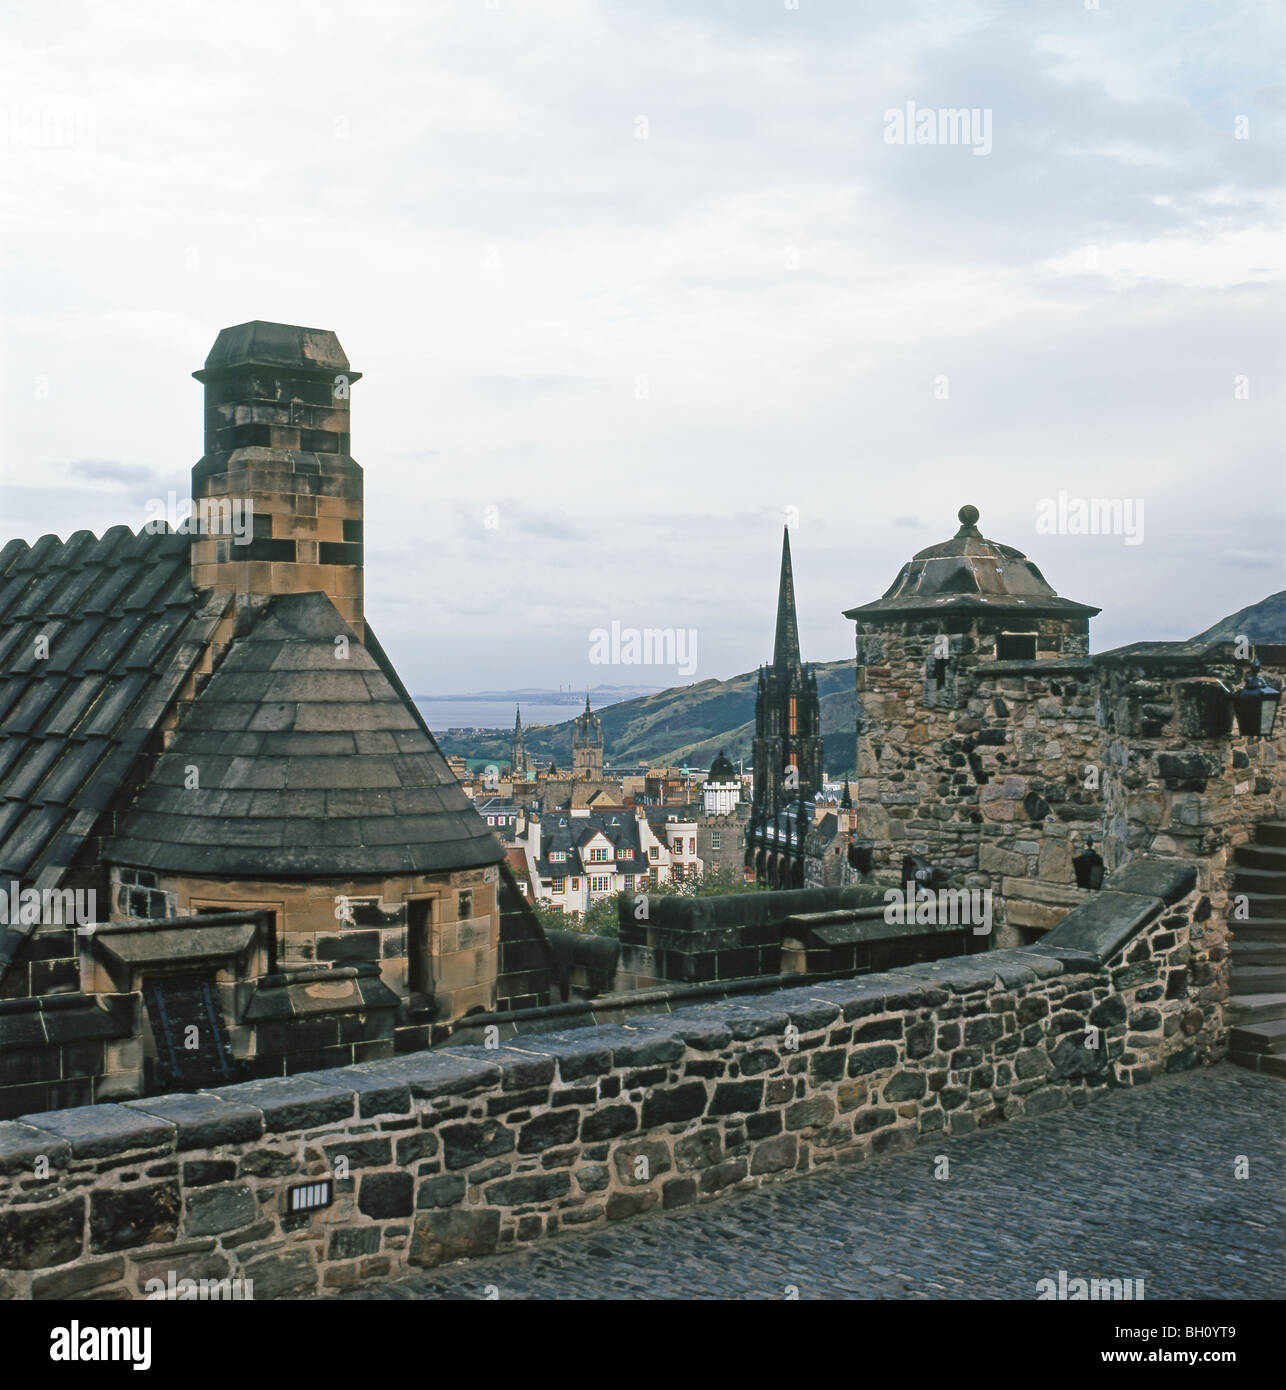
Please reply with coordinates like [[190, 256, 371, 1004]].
[[337, 1065, 1285, 1300]]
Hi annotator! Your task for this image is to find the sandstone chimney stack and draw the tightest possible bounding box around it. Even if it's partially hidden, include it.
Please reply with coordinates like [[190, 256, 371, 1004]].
[[191, 320, 364, 638]]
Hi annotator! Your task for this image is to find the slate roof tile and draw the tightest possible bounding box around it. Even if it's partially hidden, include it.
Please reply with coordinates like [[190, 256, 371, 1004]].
[[107, 590, 501, 876], [0, 527, 212, 913]]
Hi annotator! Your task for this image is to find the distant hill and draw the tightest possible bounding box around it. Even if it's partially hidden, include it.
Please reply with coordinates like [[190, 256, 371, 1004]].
[[1190, 590, 1286, 644], [434, 659, 861, 776]]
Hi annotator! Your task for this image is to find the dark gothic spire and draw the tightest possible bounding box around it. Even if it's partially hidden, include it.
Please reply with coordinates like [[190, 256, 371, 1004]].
[[773, 526, 802, 670], [514, 705, 523, 732]]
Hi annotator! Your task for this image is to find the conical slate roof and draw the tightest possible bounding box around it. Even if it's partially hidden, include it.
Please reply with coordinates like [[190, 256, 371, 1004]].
[[108, 591, 502, 876], [844, 505, 1100, 620]]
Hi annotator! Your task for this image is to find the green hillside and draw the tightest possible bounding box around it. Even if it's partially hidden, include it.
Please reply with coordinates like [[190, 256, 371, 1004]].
[[435, 658, 860, 776], [1191, 590, 1286, 644]]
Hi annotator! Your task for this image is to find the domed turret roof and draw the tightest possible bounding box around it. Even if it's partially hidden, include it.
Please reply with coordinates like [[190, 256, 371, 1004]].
[[708, 749, 737, 782], [844, 505, 1099, 620]]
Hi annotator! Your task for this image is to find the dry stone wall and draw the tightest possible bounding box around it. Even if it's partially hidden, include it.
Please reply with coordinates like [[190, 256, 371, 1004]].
[[0, 860, 1217, 1300]]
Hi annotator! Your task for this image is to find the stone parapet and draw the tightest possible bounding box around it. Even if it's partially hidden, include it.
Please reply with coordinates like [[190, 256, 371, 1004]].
[[0, 859, 1221, 1300]]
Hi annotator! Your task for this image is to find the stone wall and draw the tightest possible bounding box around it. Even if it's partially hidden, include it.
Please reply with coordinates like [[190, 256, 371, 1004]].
[[0, 858, 1218, 1300], [854, 617, 1095, 919], [855, 630, 1286, 948], [1097, 650, 1286, 921]]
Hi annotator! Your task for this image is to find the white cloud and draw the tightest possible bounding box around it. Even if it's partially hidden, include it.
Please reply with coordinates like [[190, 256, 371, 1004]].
[[0, 0, 1282, 691]]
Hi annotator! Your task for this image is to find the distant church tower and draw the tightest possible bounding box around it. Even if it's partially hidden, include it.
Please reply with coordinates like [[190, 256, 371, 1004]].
[[571, 692, 604, 780], [746, 527, 823, 887], [511, 705, 531, 781]]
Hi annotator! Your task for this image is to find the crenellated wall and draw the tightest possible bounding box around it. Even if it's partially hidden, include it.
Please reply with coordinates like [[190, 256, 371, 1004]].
[[0, 859, 1220, 1300]]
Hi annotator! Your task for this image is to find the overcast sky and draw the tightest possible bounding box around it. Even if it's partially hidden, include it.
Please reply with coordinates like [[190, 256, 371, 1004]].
[[2, 0, 1282, 696]]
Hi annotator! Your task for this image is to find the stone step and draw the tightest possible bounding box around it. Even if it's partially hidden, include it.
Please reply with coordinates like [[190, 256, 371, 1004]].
[[1231, 869, 1286, 896], [1226, 993, 1286, 1027], [1234, 844, 1286, 872], [1229, 964, 1286, 993], [1229, 1019, 1286, 1056], [1228, 894, 1286, 921], [1229, 1048, 1286, 1078], [1231, 940, 1286, 967], [1255, 822, 1286, 849], [1228, 920, 1286, 940]]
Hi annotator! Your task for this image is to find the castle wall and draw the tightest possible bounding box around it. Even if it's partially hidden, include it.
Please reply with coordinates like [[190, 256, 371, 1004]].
[[0, 859, 1217, 1299], [855, 613, 1285, 948]]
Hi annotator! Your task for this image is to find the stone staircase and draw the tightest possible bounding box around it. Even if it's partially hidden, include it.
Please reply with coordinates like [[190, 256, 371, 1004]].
[[1227, 820, 1286, 1077]]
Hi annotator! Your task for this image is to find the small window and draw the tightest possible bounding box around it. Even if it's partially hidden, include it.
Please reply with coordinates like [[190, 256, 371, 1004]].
[[458, 890, 472, 919], [570, 878, 580, 890], [711, 831, 722, 850], [408, 898, 433, 996], [552, 877, 565, 893], [650, 847, 659, 860], [996, 633, 1038, 661]]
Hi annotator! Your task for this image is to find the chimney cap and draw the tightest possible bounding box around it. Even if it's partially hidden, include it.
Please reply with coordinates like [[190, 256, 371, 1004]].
[[193, 320, 360, 381]]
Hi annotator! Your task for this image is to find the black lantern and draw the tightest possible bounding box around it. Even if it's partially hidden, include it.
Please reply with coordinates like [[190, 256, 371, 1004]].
[[1073, 838, 1105, 890], [1230, 660, 1282, 738]]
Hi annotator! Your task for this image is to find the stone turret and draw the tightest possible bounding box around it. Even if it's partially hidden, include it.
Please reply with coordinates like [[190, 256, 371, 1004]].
[[844, 505, 1101, 907]]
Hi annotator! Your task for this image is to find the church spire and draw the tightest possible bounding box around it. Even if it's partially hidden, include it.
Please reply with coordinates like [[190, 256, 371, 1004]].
[[773, 525, 802, 670]]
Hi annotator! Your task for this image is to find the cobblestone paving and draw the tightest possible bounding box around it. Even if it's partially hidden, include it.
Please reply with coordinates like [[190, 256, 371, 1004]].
[[336, 1065, 1285, 1300]]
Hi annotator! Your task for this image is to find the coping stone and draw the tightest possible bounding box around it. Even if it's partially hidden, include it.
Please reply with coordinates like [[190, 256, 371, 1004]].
[[292, 1068, 411, 1120], [882, 958, 1000, 995], [1101, 860, 1198, 906], [1032, 945, 1104, 975], [16, 1103, 175, 1159], [0, 1121, 70, 1174], [982, 950, 1043, 989], [1041, 890, 1164, 964], [1000, 949, 1067, 981], [121, 1093, 264, 1150], [207, 1075, 354, 1133], [337, 1050, 501, 1100]]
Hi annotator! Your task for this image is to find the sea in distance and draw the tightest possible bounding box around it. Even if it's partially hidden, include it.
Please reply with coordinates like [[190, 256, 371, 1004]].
[[415, 699, 600, 730]]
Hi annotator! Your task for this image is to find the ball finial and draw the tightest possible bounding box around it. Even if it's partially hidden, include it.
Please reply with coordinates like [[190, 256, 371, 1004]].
[[958, 504, 980, 528]]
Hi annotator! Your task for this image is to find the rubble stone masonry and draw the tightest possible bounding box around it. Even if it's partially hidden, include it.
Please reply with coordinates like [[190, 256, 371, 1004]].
[[0, 858, 1219, 1299]]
